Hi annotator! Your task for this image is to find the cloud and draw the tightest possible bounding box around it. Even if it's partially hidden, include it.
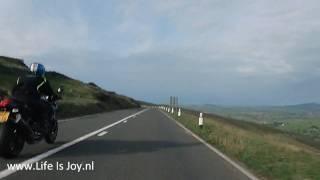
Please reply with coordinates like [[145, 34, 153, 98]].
[[0, 0, 90, 58], [0, 0, 319, 105]]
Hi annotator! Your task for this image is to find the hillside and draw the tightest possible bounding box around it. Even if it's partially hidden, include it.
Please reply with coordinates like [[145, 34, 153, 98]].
[[186, 104, 320, 145], [186, 103, 320, 122], [0, 56, 140, 118]]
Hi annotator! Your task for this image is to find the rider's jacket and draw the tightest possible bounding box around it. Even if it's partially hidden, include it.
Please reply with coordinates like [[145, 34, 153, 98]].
[[12, 75, 55, 100]]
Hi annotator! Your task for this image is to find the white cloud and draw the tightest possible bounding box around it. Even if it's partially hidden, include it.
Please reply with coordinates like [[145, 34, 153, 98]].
[[0, 0, 90, 58], [0, 0, 319, 104]]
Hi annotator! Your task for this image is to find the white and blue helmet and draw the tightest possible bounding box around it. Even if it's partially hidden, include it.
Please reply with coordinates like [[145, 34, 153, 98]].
[[30, 63, 46, 77]]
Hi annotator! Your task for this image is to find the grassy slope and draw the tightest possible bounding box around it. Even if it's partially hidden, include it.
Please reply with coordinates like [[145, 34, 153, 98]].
[[186, 104, 320, 122], [168, 109, 320, 180], [278, 119, 320, 141], [0, 56, 140, 118], [186, 104, 320, 142]]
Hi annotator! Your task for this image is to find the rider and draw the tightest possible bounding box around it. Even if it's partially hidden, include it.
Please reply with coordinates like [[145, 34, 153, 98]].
[[12, 63, 57, 134]]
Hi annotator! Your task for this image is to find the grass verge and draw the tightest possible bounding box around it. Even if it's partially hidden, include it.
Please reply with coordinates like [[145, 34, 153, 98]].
[[166, 109, 320, 180]]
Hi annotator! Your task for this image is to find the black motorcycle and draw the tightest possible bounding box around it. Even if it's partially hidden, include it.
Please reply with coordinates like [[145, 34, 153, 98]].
[[0, 88, 62, 158]]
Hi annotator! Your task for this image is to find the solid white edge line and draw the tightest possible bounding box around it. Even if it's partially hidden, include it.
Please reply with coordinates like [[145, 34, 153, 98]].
[[0, 108, 148, 179], [160, 110, 259, 180]]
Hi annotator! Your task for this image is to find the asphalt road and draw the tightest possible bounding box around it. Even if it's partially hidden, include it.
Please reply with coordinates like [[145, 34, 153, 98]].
[[0, 108, 254, 180]]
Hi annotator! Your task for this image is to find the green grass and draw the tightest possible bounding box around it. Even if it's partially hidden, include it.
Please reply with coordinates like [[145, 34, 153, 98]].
[[0, 56, 140, 118], [186, 104, 320, 122], [186, 104, 320, 143], [278, 119, 320, 141], [167, 110, 320, 180]]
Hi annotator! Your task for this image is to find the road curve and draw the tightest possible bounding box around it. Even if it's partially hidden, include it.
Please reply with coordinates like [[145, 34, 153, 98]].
[[0, 108, 254, 180]]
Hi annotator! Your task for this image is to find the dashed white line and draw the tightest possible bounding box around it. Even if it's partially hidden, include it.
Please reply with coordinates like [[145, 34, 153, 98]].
[[0, 108, 148, 179], [97, 131, 108, 137]]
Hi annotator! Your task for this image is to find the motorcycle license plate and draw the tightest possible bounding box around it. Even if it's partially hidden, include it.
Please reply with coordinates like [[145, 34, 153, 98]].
[[0, 112, 10, 123]]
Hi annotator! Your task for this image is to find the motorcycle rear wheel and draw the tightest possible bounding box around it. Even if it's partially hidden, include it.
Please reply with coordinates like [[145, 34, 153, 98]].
[[0, 123, 25, 158]]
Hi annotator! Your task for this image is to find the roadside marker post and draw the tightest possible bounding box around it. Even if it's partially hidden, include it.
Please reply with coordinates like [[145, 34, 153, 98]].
[[178, 108, 181, 117], [171, 107, 174, 114], [199, 112, 204, 129]]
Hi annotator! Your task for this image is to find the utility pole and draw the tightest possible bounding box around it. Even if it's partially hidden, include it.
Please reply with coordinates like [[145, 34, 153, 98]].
[[168, 96, 180, 114], [173, 96, 176, 111], [173, 96, 175, 109], [176, 96, 179, 111]]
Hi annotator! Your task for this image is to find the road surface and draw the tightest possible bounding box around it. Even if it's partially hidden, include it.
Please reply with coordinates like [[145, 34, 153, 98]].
[[0, 108, 255, 180]]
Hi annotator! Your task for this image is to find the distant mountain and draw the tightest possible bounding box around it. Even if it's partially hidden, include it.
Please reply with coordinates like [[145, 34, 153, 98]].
[[186, 103, 320, 113], [284, 103, 320, 111], [184, 103, 320, 122]]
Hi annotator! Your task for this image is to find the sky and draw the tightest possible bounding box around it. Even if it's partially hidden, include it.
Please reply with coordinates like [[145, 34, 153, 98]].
[[0, 0, 320, 105]]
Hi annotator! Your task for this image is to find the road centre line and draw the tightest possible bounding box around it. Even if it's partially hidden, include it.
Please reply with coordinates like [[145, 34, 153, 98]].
[[97, 131, 108, 137]]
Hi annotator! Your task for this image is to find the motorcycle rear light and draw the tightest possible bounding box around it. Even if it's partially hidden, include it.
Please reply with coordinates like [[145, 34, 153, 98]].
[[0, 98, 11, 108]]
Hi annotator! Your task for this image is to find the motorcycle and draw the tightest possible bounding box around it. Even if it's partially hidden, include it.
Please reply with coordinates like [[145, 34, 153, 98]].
[[0, 88, 62, 158]]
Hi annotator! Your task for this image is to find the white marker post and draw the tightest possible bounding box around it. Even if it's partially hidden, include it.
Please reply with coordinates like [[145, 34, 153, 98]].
[[171, 107, 174, 114], [178, 108, 181, 117], [199, 112, 204, 129]]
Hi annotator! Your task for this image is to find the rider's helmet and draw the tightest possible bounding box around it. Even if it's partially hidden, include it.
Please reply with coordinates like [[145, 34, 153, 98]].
[[29, 63, 46, 77]]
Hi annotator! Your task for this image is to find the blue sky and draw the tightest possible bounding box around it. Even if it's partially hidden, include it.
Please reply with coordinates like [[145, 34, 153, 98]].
[[0, 0, 320, 105]]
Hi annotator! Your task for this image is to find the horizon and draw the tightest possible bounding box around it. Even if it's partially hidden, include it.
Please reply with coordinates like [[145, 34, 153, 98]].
[[1, 1, 320, 106], [183, 102, 320, 107]]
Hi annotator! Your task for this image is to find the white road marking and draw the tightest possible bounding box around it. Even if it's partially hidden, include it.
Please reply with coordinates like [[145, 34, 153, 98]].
[[123, 120, 127, 123], [97, 131, 108, 137], [0, 109, 148, 179], [160, 111, 259, 180]]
